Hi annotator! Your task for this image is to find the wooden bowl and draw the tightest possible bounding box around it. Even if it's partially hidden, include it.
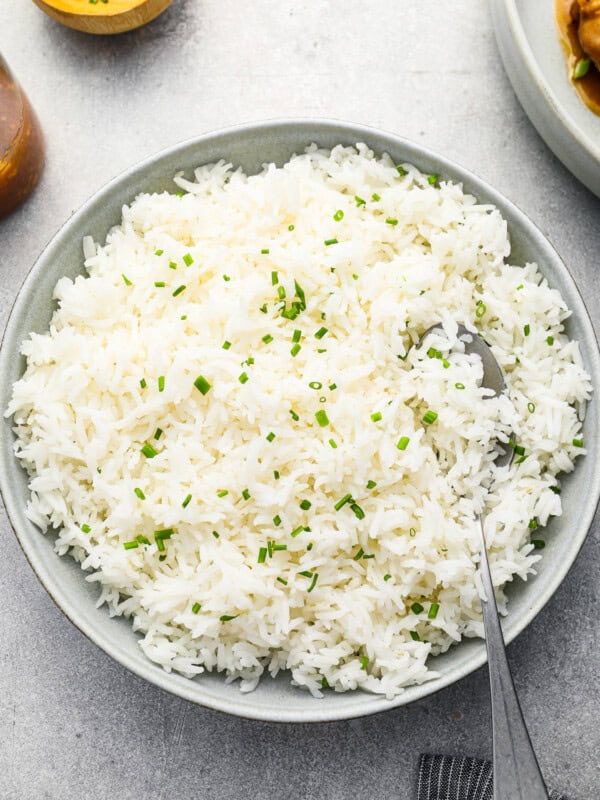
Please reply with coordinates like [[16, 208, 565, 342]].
[[32, 0, 173, 35]]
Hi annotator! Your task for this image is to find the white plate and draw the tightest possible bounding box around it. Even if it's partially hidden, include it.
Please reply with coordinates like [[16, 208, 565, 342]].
[[491, 0, 600, 197]]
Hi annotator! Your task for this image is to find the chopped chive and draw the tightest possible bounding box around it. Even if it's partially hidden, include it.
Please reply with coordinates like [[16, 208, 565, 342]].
[[212, 530, 220, 538], [422, 410, 438, 425], [217, 489, 228, 498], [154, 281, 166, 288], [158, 554, 167, 561], [222, 340, 232, 350], [307, 573, 319, 592], [550, 485, 561, 494], [154, 428, 163, 440], [573, 58, 591, 79], [183, 253, 193, 266], [258, 547, 268, 564], [291, 526, 305, 538], [266, 431, 276, 442], [122, 274, 132, 286], [324, 238, 338, 246], [180, 315, 187, 320], [223, 275, 231, 282], [277, 577, 288, 585], [573, 438, 584, 447], [353, 547, 364, 561], [547, 335, 554, 346], [428, 603, 440, 620], [140, 378, 147, 389], [239, 372, 249, 384], [294, 280, 306, 310], [123, 541, 139, 550], [475, 302, 486, 318], [172, 285, 186, 297], [293, 329, 302, 343], [355, 195, 366, 207], [315, 409, 329, 427], [366, 479, 377, 489], [319, 396, 326, 403], [309, 381, 323, 390], [328, 383, 337, 391], [289, 409, 299, 421], [306, 542, 313, 551], [321, 676, 330, 689], [192, 602, 201, 614], [154, 249, 164, 256], [136, 535, 150, 545], [169, 261, 178, 270], [273, 515, 282, 526], [359, 656, 369, 670], [262, 333, 274, 344], [442, 358, 450, 368], [315, 327, 328, 340], [271, 270, 279, 286], [528, 518, 538, 530], [155, 528, 174, 539], [277, 285, 286, 301], [335, 493, 353, 511], [455, 382, 465, 390], [288, 224, 295, 231], [274, 470, 280, 480], [182, 493, 192, 508], [329, 438, 338, 449], [527, 402, 536, 413], [371, 193, 381, 201], [290, 343, 301, 357], [298, 570, 313, 579], [220, 615, 238, 622], [272, 543, 287, 551], [397, 436, 410, 451], [396, 165, 407, 176], [383, 574, 392, 582], [134, 487, 146, 500], [333, 210, 344, 221], [141, 443, 157, 458], [299, 499, 311, 511], [514, 444, 526, 456], [259, 302, 267, 313], [158, 376, 165, 392], [242, 488, 250, 501], [517, 283, 524, 290], [194, 375, 211, 395], [410, 631, 421, 641], [524, 324, 530, 336], [350, 503, 365, 520], [261, 248, 270, 255], [370, 411, 382, 422], [427, 174, 439, 185], [385, 218, 398, 226], [81, 524, 91, 533], [409, 527, 416, 537], [532, 539, 545, 550]]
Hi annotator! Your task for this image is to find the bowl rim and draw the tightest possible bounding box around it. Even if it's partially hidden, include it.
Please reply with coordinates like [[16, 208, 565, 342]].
[[2, 117, 599, 723]]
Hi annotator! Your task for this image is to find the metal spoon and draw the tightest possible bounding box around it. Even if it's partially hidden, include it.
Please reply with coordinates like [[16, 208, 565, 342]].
[[417, 323, 549, 800]]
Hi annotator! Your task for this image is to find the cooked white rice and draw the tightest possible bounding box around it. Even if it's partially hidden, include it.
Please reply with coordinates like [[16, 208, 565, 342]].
[[6, 144, 591, 698]]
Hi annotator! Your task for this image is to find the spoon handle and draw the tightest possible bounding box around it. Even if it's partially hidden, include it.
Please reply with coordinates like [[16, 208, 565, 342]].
[[477, 518, 549, 800]]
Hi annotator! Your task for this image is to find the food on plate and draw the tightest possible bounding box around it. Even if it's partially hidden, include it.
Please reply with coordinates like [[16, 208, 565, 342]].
[[6, 145, 591, 697], [556, 0, 600, 115]]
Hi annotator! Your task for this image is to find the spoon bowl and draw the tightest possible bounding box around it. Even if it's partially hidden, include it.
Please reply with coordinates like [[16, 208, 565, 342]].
[[32, 0, 173, 35]]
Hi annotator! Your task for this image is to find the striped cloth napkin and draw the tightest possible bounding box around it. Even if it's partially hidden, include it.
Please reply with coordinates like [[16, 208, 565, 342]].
[[417, 755, 567, 800]]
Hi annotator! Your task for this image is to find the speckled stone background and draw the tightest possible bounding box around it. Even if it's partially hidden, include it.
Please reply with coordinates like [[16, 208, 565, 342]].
[[1, 2, 599, 798]]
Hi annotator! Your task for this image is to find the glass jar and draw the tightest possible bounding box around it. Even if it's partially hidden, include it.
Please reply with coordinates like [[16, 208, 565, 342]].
[[0, 55, 44, 218]]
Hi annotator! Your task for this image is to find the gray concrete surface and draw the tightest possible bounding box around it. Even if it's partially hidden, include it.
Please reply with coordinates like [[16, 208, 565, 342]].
[[1, 2, 599, 798]]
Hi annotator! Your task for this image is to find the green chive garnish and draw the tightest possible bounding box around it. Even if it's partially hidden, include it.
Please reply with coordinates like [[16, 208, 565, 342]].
[[141, 443, 157, 458], [383, 574, 392, 582], [547, 336, 554, 345], [428, 603, 440, 619], [134, 487, 145, 500], [299, 499, 311, 510], [242, 488, 250, 500], [573, 438, 584, 447], [329, 438, 338, 448], [324, 238, 338, 246], [261, 248, 270, 255], [333, 210, 344, 221], [397, 436, 410, 450], [182, 493, 192, 508], [307, 573, 319, 592], [475, 302, 486, 318], [239, 372, 249, 384], [222, 341, 232, 350], [422, 410, 438, 425], [353, 547, 364, 561], [266, 431, 276, 442], [154, 281, 166, 288], [573, 58, 591, 79], [370, 412, 382, 422], [172, 285, 186, 297], [410, 631, 421, 641], [124, 541, 139, 550], [528, 402, 536, 413], [290, 343, 301, 357], [217, 489, 228, 497], [274, 470, 280, 480], [335, 493, 352, 511], [355, 195, 366, 206], [366, 480, 377, 489], [258, 547, 268, 563], [288, 224, 295, 231], [220, 615, 238, 622], [212, 530, 220, 538], [371, 193, 380, 201], [309, 381, 323, 390], [315, 327, 328, 339], [183, 253, 193, 266], [194, 375, 211, 395], [158, 376, 165, 392], [273, 515, 282, 526], [290, 526, 304, 538], [289, 409, 299, 421], [385, 218, 398, 226], [140, 378, 147, 389], [81, 524, 91, 533], [427, 174, 439, 185], [528, 518, 538, 530], [455, 382, 465, 390], [223, 275, 231, 282], [277, 577, 288, 585], [293, 329, 302, 343], [122, 274, 132, 286], [532, 539, 545, 549], [315, 409, 329, 427], [169, 261, 178, 270], [262, 334, 273, 344], [524, 324, 530, 336], [351, 503, 365, 520], [192, 602, 201, 614]]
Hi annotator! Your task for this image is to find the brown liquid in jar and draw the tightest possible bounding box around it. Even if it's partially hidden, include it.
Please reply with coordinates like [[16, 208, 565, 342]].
[[555, 0, 600, 116], [0, 57, 44, 218]]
